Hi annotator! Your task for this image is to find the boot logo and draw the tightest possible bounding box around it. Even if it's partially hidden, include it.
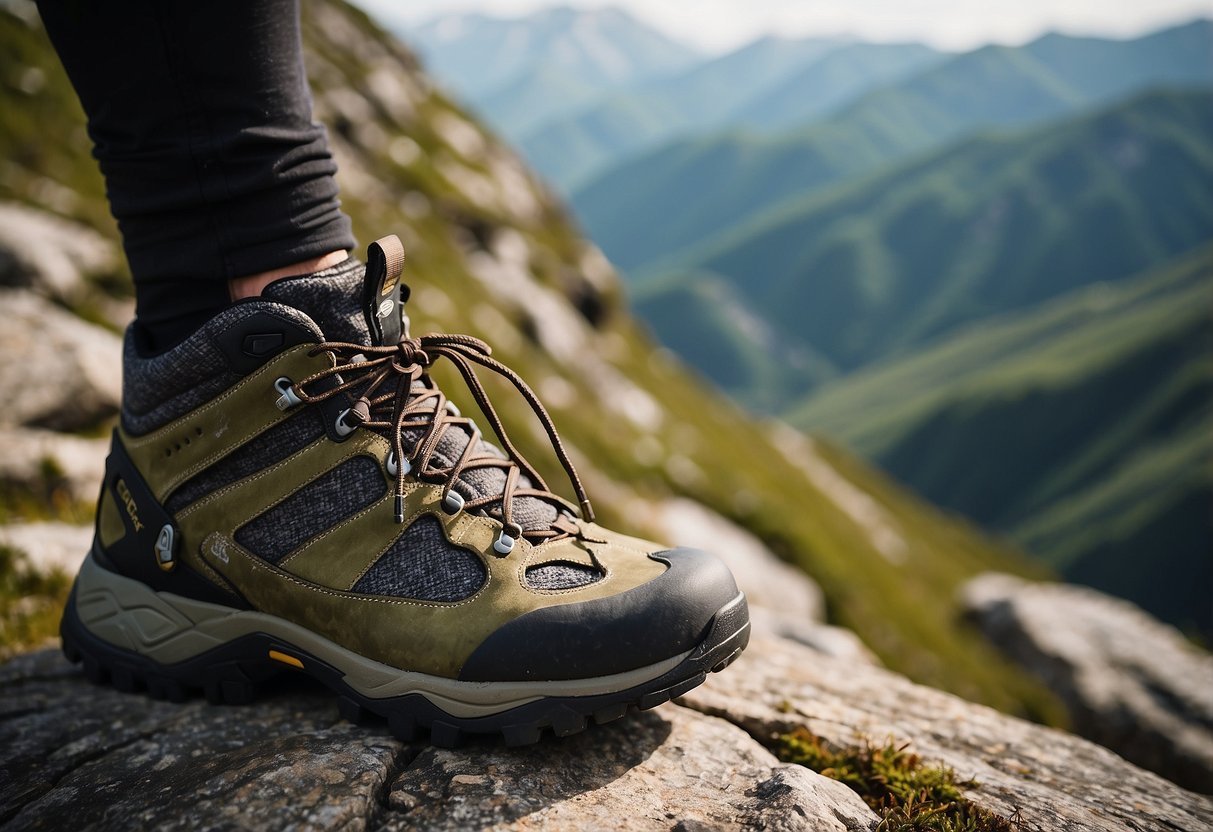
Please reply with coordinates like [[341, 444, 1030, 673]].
[[115, 478, 144, 533]]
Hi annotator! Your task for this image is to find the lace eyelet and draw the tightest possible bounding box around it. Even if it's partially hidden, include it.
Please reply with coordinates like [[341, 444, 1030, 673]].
[[493, 527, 518, 556], [386, 451, 411, 478], [442, 491, 465, 514], [274, 377, 302, 411], [334, 408, 357, 437]]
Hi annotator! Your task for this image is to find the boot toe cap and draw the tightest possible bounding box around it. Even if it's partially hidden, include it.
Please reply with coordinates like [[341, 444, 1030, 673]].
[[457, 547, 744, 682]]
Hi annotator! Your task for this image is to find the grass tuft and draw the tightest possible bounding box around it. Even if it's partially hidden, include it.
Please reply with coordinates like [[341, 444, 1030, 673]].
[[0, 456, 94, 525], [774, 727, 1015, 832], [0, 543, 71, 660]]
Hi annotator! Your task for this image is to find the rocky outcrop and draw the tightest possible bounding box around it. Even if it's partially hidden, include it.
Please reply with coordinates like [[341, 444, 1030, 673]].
[[0, 522, 91, 573], [682, 635, 1213, 831], [962, 572, 1213, 793], [383, 705, 876, 831], [652, 497, 825, 621], [0, 426, 109, 503], [1, 649, 879, 831], [4, 635, 1211, 831], [0, 289, 122, 430], [0, 203, 116, 301]]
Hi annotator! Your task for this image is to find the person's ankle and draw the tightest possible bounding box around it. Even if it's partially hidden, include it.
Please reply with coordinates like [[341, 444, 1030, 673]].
[[228, 251, 349, 300]]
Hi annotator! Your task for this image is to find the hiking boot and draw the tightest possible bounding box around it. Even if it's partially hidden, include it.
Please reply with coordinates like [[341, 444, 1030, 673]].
[[60, 236, 750, 746]]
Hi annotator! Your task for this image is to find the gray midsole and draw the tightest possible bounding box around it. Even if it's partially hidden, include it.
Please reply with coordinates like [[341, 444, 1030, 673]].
[[73, 554, 688, 718]]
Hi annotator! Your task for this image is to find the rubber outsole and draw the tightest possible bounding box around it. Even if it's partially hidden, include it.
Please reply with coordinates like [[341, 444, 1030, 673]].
[[59, 586, 750, 747]]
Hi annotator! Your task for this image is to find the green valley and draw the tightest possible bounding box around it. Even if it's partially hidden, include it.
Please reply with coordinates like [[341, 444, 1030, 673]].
[[790, 246, 1213, 638]]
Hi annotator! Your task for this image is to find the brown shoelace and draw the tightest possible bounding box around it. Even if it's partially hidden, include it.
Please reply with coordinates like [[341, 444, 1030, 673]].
[[289, 334, 594, 547]]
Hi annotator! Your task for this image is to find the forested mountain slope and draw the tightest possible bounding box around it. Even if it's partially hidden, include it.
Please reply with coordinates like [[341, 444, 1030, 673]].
[[790, 246, 1213, 638]]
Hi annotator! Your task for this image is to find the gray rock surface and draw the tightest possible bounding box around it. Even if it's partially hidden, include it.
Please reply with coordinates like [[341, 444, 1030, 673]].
[[4, 636, 1212, 831], [961, 572, 1213, 793], [0, 202, 117, 300], [0, 522, 91, 574], [749, 607, 879, 665], [0, 426, 109, 502], [650, 499, 879, 666], [0, 289, 122, 430], [681, 635, 1213, 832], [1, 651, 401, 831], [0, 648, 879, 832], [653, 497, 825, 621], [382, 704, 876, 831]]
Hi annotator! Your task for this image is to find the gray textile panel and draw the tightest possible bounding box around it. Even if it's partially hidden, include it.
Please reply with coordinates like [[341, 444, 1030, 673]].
[[526, 562, 603, 590], [353, 514, 487, 602], [121, 302, 323, 435]]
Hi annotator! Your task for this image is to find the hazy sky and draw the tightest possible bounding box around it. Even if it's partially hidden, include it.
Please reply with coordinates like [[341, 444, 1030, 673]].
[[359, 0, 1212, 51]]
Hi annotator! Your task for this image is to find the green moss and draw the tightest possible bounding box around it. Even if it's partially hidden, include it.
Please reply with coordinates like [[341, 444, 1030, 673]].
[[0, 543, 71, 660], [774, 727, 1015, 832]]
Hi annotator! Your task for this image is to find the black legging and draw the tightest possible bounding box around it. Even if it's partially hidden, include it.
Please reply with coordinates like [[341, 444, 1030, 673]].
[[36, 0, 354, 352]]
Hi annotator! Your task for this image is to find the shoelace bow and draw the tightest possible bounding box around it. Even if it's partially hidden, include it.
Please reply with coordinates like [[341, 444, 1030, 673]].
[[291, 333, 594, 546]]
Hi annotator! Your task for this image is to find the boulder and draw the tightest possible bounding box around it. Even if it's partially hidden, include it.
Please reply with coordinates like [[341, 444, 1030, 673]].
[[680, 635, 1213, 831], [0, 522, 92, 574], [0, 203, 117, 301], [0, 427, 109, 502], [0, 649, 878, 831], [0, 289, 122, 430], [961, 572, 1213, 793], [749, 607, 879, 665], [653, 497, 825, 621]]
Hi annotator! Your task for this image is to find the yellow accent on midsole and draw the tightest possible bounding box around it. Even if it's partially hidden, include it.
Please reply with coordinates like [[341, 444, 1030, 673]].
[[73, 554, 688, 719], [268, 650, 304, 669]]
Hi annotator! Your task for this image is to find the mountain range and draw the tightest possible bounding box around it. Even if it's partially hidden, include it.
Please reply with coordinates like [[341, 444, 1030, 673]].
[[517, 38, 941, 189], [573, 19, 1213, 274], [410, 6, 699, 100], [408, 7, 700, 145], [406, 8, 957, 190], [643, 88, 1213, 374]]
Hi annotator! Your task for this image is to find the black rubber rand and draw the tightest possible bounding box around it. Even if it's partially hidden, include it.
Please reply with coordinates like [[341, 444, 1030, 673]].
[[59, 589, 750, 747]]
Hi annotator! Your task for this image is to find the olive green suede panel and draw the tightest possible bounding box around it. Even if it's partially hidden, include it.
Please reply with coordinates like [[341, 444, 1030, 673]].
[[97, 490, 125, 548], [197, 511, 667, 677], [120, 346, 335, 503], [580, 522, 671, 561]]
